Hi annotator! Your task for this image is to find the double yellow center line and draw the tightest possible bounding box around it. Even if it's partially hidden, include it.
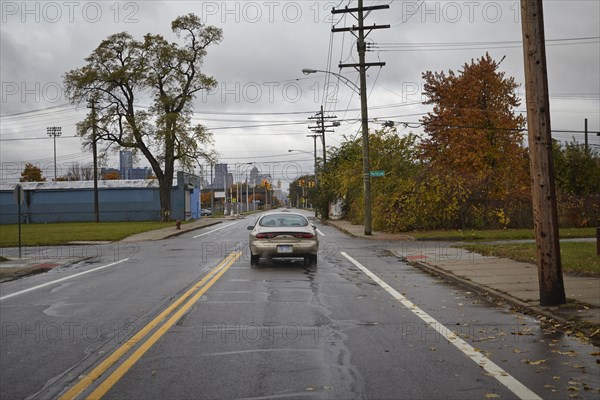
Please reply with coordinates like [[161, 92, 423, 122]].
[[60, 251, 242, 400]]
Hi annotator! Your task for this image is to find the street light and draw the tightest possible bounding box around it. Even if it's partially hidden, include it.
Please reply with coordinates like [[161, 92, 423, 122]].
[[302, 68, 360, 94], [302, 67, 373, 235], [46, 126, 62, 180], [287, 149, 311, 155]]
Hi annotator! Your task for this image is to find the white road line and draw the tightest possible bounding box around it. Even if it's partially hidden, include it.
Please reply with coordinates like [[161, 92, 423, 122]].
[[316, 228, 325, 236], [0, 259, 130, 301], [340, 252, 542, 400], [193, 221, 240, 238]]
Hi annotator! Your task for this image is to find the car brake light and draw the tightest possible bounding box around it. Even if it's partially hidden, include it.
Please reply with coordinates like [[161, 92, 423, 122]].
[[293, 233, 314, 239], [255, 233, 277, 239]]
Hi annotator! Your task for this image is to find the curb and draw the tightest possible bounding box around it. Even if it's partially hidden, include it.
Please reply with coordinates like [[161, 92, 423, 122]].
[[160, 220, 223, 240], [323, 220, 415, 241], [389, 249, 600, 346], [322, 220, 360, 239], [0, 257, 91, 283]]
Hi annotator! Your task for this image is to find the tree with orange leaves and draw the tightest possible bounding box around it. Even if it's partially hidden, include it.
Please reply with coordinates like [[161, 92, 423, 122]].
[[420, 53, 530, 228]]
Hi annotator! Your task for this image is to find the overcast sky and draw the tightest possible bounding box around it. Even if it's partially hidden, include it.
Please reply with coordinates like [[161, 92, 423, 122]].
[[1, 0, 599, 186]]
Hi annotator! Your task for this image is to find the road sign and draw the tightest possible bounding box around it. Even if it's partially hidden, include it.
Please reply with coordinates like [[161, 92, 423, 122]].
[[13, 184, 24, 205], [214, 191, 226, 198], [370, 170, 385, 177]]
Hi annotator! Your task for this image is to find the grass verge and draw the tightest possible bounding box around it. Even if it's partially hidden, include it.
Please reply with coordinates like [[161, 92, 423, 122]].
[[0, 221, 179, 247], [461, 242, 600, 276], [410, 227, 596, 242]]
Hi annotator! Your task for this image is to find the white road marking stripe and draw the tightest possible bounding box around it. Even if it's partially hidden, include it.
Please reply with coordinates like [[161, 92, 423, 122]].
[[316, 228, 325, 236], [194, 221, 239, 238], [0, 259, 129, 301], [340, 252, 542, 400]]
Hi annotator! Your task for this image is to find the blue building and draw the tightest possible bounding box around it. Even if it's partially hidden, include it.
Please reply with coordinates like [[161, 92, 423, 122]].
[[0, 172, 201, 224]]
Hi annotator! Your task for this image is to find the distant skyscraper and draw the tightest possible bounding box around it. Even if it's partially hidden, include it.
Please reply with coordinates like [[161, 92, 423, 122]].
[[214, 163, 228, 189], [249, 166, 259, 185], [120, 151, 133, 179]]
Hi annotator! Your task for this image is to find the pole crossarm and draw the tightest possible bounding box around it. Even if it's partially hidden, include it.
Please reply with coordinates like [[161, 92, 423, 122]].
[[332, 4, 389, 14], [332, 24, 391, 35], [339, 62, 386, 71]]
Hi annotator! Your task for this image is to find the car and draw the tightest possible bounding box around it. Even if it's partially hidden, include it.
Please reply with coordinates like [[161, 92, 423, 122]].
[[200, 209, 212, 216], [247, 212, 319, 267]]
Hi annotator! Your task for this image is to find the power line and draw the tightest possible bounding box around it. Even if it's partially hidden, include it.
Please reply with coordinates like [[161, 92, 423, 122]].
[[369, 36, 600, 52]]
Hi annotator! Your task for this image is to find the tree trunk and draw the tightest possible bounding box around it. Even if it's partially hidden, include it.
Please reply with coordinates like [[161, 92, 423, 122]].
[[158, 173, 173, 222]]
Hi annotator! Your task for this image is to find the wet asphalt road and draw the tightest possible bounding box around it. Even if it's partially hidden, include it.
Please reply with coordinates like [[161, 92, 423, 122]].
[[1, 211, 599, 399]]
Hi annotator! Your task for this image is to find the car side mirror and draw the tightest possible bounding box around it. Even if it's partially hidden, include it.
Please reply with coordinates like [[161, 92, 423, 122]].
[[247, 226, 254, 230]]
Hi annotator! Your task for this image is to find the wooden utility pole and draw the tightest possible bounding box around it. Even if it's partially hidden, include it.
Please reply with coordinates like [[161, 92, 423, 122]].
[[308, 107, 338, 219], [308, 106, 337, 170], [584, 118, 588, 153], [307, 133, 319, 217], [520, 0, 566, 305], [332, 0, 388, 235]]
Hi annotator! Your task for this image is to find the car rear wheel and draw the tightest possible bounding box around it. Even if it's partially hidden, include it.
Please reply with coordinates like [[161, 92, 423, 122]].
[[250, 254, 260, 266], [304, 255, 317, 267]]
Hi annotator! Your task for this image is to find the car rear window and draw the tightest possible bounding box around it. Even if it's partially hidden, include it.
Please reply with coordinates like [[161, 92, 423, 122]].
[[259, 214, 309, 227]]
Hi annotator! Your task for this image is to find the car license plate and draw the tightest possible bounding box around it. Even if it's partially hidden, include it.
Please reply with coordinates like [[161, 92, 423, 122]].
[[277, 245, 293, 254]]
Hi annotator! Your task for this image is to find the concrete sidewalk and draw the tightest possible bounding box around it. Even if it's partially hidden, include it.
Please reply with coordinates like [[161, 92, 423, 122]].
[[0, 216, 232, 282], [326, 219, 600, 333]]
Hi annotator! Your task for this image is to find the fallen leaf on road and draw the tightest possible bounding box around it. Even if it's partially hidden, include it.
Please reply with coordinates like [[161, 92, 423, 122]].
[[522, 359, 547, 365], [552, 349, 577, 357], [552, 376, 560, 380], [484, 394, 500, 398]]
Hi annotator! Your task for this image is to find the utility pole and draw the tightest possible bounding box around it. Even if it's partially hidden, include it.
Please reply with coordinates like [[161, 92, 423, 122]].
[[210, 163, 214, 213], [308, 107, 338, 219], [332, 0, 389, 235], [308, 106, 338, 170], [307, 134, 319, 217], [584, 118, 588, 153], [245, 171, 249, 213], [520, 0, 565, 306], [87, 99, 100, 223], [46, 126, 62, 180]]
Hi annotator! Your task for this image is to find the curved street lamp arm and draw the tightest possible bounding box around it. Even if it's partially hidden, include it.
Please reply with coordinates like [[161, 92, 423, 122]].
[[302, 68, 360, 95]]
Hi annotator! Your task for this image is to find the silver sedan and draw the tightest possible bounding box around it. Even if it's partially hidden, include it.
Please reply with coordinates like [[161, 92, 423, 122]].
[[247, 212, 319, 266]]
